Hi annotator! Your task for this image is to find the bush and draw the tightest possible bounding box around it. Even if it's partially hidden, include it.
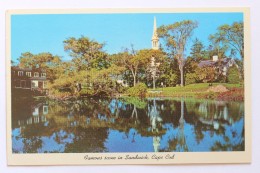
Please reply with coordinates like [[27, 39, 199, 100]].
[[125, 83, 147, 97], [215, 74, 227, 83], [48, 89, 72, 100], [78, 88, 95, 97], [216, 88, 244, 101]]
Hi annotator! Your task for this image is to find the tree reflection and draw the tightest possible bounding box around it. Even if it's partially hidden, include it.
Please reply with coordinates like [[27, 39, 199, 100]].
[[22, 137, 43, 153], [64, 127, 108, 153], [165, 98, 189, 152], [12, 97, 245, 153]]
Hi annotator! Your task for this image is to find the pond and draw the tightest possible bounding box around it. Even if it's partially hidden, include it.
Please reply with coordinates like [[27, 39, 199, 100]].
[[11, 97, 244, 153]]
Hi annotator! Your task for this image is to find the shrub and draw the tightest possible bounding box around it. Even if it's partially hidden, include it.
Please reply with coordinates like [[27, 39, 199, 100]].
[[206, 91, 217, 99], [216, 88, 244, 101], [125, 83, 147, 97]]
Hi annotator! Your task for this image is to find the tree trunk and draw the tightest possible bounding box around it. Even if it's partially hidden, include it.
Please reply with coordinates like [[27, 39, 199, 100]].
[[133, 75, 136, 86], [180, 64, 184, 87], [130, 70, 137, 87], [179, 98, 185, 124], [153, 76, 156, 90], [177, 53, 184, 87]]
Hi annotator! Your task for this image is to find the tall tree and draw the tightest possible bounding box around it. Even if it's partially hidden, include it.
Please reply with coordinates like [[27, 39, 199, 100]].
[[110, 47, 151, 86], [208, 34, 229, 60], [210, 21, 244, 60], [63, 36, 108, 71], [190, 38, 206, 61], [158, 20, 198, 87], [136, 49, 166, 87]]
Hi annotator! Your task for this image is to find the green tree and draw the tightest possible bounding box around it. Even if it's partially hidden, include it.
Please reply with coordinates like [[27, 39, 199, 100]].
[[190, 38, 206, 61], [208, 35, 229, 60], [195, 66, 217, 83], [212, 22, 244, 60], [63, 36, 108, 71], [19, 52, 61, 68], [184, 57, 199, 85], [158, 20, 198, 87], [48, 65, 125, 98], [211, 22, 244, 79], [227, 65, 241, 84], [185, 73, 198, 85], [136, 49, 166, 87], [157, 57, 179, 87], [18, 52, 62, 82], [110, 47, 151, 86]]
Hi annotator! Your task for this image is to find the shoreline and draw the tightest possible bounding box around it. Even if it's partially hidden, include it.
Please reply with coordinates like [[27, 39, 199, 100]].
[[42, 90, 244, 102]]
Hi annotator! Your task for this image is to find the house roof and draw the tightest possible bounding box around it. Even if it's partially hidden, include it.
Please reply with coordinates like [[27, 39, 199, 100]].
[[198, 60, 216, 68], [198, 58, 234, 68], [11, 66, 46, 72], [11, 66, 32, 71]]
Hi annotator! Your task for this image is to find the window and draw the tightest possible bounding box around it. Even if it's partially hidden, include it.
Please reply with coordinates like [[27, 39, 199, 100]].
[[26, 81, 31, 88], [33, 107, 39, 116], [15, 80, 21, 87], [34, 72, 39, 77], [43, 106, 48, 115], [26, 72, 31, 77], [18, 71, 23, 76], [21, 80, 26, 88], [41, 73, 46, 77], [43, 81, 47, 89], [31, 80, 38, 88]]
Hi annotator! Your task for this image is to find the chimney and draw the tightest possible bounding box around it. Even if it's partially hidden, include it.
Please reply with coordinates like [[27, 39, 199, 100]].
[[213, 55, 218, 62]]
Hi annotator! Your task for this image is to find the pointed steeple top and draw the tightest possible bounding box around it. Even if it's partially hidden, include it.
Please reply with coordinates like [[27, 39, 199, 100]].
[[152, 17, 159, 50], [152, 17, 158, 39]]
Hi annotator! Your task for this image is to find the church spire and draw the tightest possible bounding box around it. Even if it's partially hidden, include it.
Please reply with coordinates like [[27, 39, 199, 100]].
[[152, 17, 159, 50]]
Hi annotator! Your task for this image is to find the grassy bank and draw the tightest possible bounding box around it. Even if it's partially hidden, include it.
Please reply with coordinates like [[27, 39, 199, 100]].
[[147, 83, 244, 101]]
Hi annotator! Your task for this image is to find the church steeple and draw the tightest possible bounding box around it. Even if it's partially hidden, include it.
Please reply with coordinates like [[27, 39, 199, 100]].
[[152, 17, 159, 50]]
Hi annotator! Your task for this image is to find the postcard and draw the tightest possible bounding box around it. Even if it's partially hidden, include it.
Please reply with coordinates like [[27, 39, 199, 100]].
[[6, 8, 251, 165]]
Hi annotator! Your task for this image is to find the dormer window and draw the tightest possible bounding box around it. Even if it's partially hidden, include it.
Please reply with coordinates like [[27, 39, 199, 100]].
[[18, 71, 23, 76], [34, 72, 39, 77], [26, 72, 31, 77], [41, 73, 46, 77]]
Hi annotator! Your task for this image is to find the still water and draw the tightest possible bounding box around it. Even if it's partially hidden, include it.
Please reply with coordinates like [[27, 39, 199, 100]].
[[11, 97, 244, 153]]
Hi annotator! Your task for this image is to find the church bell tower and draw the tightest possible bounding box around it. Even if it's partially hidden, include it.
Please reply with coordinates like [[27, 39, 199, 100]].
[[151, 17, 159, 50]]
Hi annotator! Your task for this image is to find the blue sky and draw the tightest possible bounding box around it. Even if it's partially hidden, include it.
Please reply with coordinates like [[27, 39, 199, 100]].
[[11, 12, 243, 63]]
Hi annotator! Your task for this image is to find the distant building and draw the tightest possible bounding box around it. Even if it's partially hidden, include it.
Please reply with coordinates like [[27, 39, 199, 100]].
[[11, 66, 48, 92], [116, 79, 129, 87], [151, 17, 159, 50], [198, 56, 239, 76]]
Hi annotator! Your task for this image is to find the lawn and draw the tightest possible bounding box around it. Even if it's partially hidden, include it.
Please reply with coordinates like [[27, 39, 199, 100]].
[[147, 83, 243, 100]]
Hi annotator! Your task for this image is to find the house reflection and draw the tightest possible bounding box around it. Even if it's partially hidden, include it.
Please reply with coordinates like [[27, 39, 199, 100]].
[[197, 100, 240, 130], [17, 103, 48, 127]]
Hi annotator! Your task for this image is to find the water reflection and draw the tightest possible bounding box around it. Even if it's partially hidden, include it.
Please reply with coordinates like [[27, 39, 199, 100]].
[[11, 97, 244, 153]]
